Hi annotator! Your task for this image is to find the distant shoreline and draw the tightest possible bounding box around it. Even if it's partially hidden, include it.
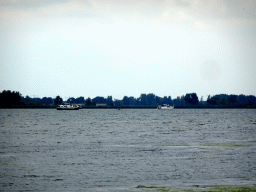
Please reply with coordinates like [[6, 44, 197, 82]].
[[1, 105, 255, 109]]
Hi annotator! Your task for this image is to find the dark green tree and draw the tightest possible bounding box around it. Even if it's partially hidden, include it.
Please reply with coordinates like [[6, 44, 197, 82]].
[[146, 93, 156, 106], [41, 97, 53, 105], [139, 94, 147, 105], [135, 98, 141, 105], [237, 94, 246, 105], [163, 96, 168, 104], [122, 96, 129, 105], [67, 97, 75, 103], [207, 96, 219, 105], [92, 96, 106, 104], [23, 96, 33, 103], [173, 97, 180, 106], [114, 99, 122, 106], [199, 96, 204, 104], [54, 95, 63, 105], [0, 90, 22, 107], [155, 96, 162, 105], [128, 97, 136, 105], [167, 96, 172, 105], [76, 97, 85, 103], [228, 95, 237, 104], [106, 96, 113, 105], [247, 95, 256, 106], [85, 97, 91, 106], [176, 96, 181, 105], [219, 98, 228, 105], [184, 93, 199, 105]]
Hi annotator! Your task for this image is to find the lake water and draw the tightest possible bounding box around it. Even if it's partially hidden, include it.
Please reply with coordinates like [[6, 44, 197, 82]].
[[0, 109, 256, 191]]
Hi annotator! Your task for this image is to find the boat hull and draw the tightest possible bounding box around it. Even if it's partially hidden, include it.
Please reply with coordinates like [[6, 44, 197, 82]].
[[158, 106, 174, 109], [56, 104, 80, 110], [157, 104, 174, 109], [56, 107, 79, 110]]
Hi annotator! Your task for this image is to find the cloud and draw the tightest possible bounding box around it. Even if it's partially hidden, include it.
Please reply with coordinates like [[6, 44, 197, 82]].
[[191, 0, 255, 20], [0, 0, 255, 35], [173, 0, 190, 7], [158, 0, 256, 22], [0, 0, 71, 9], [0, 0, 98, 30], [1, 0, 255, 22], [0, 0, 97, 22], [38, 1, 98, 19]]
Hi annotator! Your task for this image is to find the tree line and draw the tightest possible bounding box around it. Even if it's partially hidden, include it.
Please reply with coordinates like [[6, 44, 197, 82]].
[[206, 94, 256, 107], [0, 90, 256, 108]]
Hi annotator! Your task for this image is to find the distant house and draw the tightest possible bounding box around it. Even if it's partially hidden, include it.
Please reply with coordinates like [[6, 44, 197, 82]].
[[96, 103, 107, 107]]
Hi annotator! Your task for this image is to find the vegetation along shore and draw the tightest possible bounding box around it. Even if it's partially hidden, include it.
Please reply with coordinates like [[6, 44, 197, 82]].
[[0, 90, 256, 109]]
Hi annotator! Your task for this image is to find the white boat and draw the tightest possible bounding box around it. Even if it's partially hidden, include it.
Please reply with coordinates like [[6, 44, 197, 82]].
[[56, 103, 80, 110], [157, 104, 174, 109]]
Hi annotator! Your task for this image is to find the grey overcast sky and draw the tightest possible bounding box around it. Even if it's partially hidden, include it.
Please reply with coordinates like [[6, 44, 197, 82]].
[[0, 0, 256, 100]]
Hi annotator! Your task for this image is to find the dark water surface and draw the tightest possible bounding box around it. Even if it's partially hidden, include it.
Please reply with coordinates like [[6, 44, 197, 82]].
[[0, 109, 256, 191]]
